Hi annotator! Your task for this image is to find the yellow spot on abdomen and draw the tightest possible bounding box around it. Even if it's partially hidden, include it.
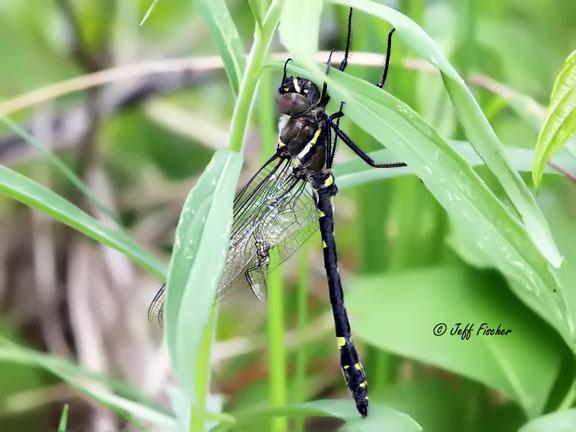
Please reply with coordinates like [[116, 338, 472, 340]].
[[354, 363, 362, 370], [359, 382, 367, 388], [337, 337, 346, 347], [323, 241, 327, 248], [323, 175, 334, 187]]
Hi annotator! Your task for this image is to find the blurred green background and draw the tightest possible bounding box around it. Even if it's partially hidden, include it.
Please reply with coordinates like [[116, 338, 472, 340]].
[[0, 0, 575, 431]]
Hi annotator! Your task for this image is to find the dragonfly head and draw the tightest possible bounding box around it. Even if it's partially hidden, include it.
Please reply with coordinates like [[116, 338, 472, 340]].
[[278, 59, 320, 115]]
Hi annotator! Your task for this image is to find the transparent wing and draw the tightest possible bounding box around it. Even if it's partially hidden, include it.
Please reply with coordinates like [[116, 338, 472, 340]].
[[148, 154, 319, 326], [218, 156, 319, 301], [148, 283, 166, 327]]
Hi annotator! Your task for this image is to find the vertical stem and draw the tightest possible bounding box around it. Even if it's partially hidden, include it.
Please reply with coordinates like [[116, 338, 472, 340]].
[[259, 69, 288, 432], [267, 258, 288, 432], [293, 246, 309, 432], [189, 306, 217, 432], [227, 0, 283, 152], [458, 0, 478, 77]]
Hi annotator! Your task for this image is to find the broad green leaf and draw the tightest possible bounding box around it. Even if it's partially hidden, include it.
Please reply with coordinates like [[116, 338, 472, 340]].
[[165, 149, 243, 402], [382, 378, 525, 432], [347, 266, 565, 417], [224, 400, 421, 432], [57, 404, 70, 432], [312, 66, 573, 350], [279, 0, 324, 66], [334, 142, 573, 190], [533, 50, 576, 188], [0, 344, 175, 429], [520, 409, 576, 432], [328, 0, 562, 268], [0, 165, 165, 279], [198, 0, 246, 96]]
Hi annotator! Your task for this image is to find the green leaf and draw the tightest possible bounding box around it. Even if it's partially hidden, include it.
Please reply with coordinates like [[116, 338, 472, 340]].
[[311, 66, 573, 350], [140, 0, 161, 26], [347, 266, 565, 417], [226, 400, 421, 432], [329, 0, 562, 269], [249, 0, 265, 26], [57, 404, 69, 432], [279, 0, 324, 66], [0, 344, 175, 429], [520, 409, 576, 432], [334, 141, 573, 190], [0, 165, 165, 279], [165, 149, 243, 402], [0, 116, 119, 226], [198, 0, 246, 96], [533, 50, 576, 188]]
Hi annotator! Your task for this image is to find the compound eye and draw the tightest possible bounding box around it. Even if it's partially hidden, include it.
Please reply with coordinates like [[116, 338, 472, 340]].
[[277, 93, 309, 115]]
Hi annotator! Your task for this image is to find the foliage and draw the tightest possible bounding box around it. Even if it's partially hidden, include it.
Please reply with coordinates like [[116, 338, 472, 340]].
[[532, 50, 576, 188], [0, 0, 574, 431]]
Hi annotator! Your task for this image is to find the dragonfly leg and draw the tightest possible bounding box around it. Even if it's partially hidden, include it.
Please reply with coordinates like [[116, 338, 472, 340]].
[[320, 6, 352, 104], [326, 102, 345, 168], [320, 49, 336, 105], [338, 8, 353, 72], [327, 121, 406, 169], [376, 28, 396, 88]]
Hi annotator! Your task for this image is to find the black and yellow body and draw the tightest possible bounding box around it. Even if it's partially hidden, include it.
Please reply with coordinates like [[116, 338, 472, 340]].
[[148, 7, 402, 419], [316, 178, 369, 417], [276, 72, 371, 416]]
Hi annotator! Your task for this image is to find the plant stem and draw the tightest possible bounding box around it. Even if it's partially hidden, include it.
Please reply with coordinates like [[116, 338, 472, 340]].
[[227, 0, 283, 152], [258, 66, 288, 432], [189, 307, 217, 432], [267, 253, 288, 432], [294, 246, 309, 432]]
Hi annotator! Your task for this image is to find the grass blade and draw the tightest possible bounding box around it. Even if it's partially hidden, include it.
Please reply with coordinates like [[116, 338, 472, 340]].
[[165, 149, 242, 403], [58, 404, 69, 432], [334, 141, 574, 189], [533, 50, 576, 188], [0, 116, 119, 226], [328, 0, 562, 268], [198, 0, 246, 96], [0, 165, 165, 278], [279, 0, 324, 66], [0, 344, 175, 429], [140, 0, 161, 26]]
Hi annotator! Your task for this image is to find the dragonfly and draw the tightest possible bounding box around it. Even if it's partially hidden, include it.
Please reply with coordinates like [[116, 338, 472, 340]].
[[149, 7, 404, 417]]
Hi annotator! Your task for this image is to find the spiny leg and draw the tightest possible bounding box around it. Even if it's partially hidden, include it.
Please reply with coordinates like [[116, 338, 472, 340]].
[[320, 49, 336, 106], [315, 181, 368, 417], [376, 28, 396, 88], [339, 7, 353, 72], [321, 6, 352, 103], [281, 58, 292, 83], [328, 122, 406, 169], [327, 101, 345, 168]]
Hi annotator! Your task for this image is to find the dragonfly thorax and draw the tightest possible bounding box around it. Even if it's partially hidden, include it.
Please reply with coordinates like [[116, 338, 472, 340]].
[[278, 113, 328, 175]]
